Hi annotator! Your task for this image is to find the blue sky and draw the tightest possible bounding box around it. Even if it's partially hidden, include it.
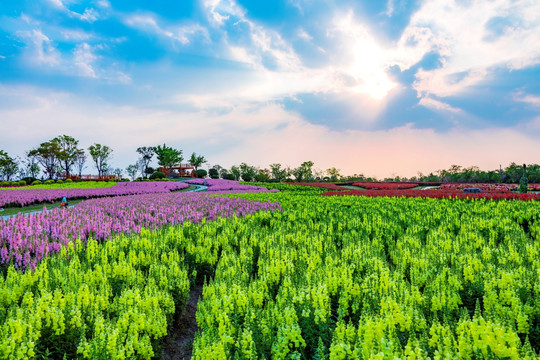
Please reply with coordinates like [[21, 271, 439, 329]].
[[1, 0, 540, 178]]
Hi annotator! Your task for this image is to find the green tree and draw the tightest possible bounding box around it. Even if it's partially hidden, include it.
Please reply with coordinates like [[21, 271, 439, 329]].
[[189, 152, 207, 171], [0, 150, 18, 181], [29, 140, 62, 179], [208, 168, 219, 179], [88, 143, 113, 177], [75, 149, 87, 177], [136, 147, 154, 178], [22, 150, 40, 178], [326, 167, 341, 181], [291, 161, 314, 182], [153, 144, 183, 176], [269, 163, 289, 182], [239, 163, 257, 182], [126, 164, 139, 180], [230, 165, 241, 181], [113, 168, 123, 179], [254, 169, 271, 182], [54, 135, 82, 178], [504, 162, 524, 183]]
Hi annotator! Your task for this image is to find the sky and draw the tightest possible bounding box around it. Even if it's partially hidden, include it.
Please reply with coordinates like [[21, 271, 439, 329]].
[[1, 0, 540, 178]]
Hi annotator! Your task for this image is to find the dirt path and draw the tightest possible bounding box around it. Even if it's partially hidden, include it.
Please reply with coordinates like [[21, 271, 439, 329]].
[[159, 284, 203, 360]]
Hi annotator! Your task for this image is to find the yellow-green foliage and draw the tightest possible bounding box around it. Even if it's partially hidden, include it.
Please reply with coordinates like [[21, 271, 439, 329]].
[[1, 181, 117, 190], [192, 192, 540, 359], [0, 228, 190, 360]]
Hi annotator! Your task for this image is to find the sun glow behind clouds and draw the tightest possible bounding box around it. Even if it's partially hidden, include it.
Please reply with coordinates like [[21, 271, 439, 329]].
[[332, 11, 397, 100]]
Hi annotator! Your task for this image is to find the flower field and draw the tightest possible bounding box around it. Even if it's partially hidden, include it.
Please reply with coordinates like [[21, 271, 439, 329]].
[[0, 192, 280, 271], [1, 182, 540, 359], [284, 182, 348, 191], [352, 182, 420, 190], [0, 181, 189, 208], [321, 189, 540, 200], [0, 181, 118, 191], [187, 178, 279, 193], [439, 183, 516, 192]]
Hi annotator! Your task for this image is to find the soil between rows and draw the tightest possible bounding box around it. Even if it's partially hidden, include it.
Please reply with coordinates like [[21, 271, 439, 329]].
[[159, 284, 203, 360]]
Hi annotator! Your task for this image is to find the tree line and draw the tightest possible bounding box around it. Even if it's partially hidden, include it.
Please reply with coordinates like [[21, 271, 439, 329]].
[[125, 145, 207, 180], [0, 135, 114, 181], [0, 136, 207, 182], [1, 139, 537, 183]]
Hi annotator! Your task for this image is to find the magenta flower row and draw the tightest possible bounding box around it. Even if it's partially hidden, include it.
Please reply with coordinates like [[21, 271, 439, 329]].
[[186, 178, 279, 193], [0, 192, 281, 271], [0, 181, 189, 208]]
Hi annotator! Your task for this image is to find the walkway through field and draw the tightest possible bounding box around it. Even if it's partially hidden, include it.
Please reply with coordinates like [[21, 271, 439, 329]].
[[159, 284, 203, 360]]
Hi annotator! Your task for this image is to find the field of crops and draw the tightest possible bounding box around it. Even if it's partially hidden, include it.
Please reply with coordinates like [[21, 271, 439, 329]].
[[1, 182, 540, 359]]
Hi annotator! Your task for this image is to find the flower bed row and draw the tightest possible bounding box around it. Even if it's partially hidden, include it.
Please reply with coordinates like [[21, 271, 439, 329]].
[[0, 192, 281, 271], [439, 183, 516, 192], [0, 181, 189, 208], [186, 178, 279, 193], [285, 182, 347, 191], [352, 182, 419, 190], [321, 189, 540, 200]]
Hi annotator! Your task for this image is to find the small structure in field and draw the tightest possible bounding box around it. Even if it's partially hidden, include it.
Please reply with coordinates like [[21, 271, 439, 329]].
[[463, 188, 482, 193], [158, 164, 196, 177]]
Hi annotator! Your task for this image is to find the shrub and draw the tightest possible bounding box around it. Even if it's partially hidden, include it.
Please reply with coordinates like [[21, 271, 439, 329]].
[[56, 180, 64, 184], [18, 180, 26, 186], [196, 169, 208, 178], [22, 177, 37, 184], [32, 180, 42, 185], [150, 171, 166, 180], [44, 180, 55, 185], [65, 178, 73, 183], [209, 168, 219, 179], [223, 173, 235, 181]]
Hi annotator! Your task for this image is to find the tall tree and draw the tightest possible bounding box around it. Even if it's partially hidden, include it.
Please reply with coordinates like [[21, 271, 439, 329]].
[[291, 161, 314, 182], [126, 164, 139, 180], [0, 150, 18, 181], [254, 168, 271, 182], [54, 135, 82, 177], [22, 150, 41, 178], [136, 147, 154, 178], [88, 143, 113, 177], [153, 144, 183, 176], [269, 163, 288, 182], [240, 163, 257, 182], [75, 149, 87, 178], [230, 165, 241, 181], [326, 167, 341, 181], [113, 168, 123, 179], [189, 152, 207, 171], [28, 140, 62, 179]]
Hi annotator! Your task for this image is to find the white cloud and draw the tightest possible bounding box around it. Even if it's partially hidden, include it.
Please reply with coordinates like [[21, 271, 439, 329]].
[[196, 1, 398, 116], [418, 96, 462, 113], [124, 14, 209, 46], [397, 0, 540, 98], [17, 29, 61, 66], [514, 91, 540, 107], [296, 28, 313, 41], [73, 43, 97, 78], [61, 29, 94, 41], [385, 0, 395, 17], [47, 0, 99, 22]]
